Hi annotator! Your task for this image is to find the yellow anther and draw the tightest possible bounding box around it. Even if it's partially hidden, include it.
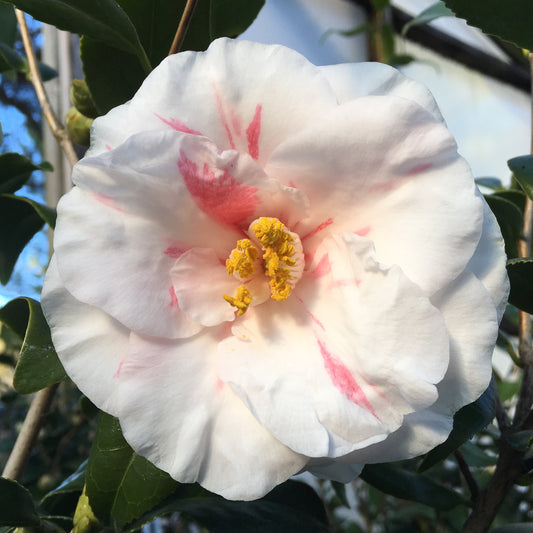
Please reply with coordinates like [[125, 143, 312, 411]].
[[223, 285, 253, 315], [226, 239, 258, 279], [251, 217, 297, 302]]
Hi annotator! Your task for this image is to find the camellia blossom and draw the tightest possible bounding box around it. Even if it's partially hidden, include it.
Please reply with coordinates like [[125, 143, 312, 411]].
[[42, 38, 508, 500]]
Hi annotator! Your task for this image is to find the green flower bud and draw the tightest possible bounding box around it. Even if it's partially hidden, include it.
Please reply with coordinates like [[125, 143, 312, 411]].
[[66, 106, 93, 147], [71, 79, 99, 119], [73, 486, 100, 533]]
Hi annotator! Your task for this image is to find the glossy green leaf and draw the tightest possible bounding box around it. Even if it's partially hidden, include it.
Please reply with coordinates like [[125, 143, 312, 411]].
[[493, 190, 526, 214], [402, 1, 453, 36], [3, 0, 151, 72], [0, 2, 16, 47], [476, 177, 503, 190], [40, 461, 87, 514], [418, 385, 495, 471], [490, 525, 533, 533], [125, 481, 329, 533], [0, 152, 52, 194], [210, 0, 265, 39], [0, 43, 58, 80], [361, 463, 464, 510], [507, 258, 533, 314], [507, 430, 533, 451], [0, 478, 41, 527], [4, 194, 57, 228], [442, 0, 533, 51], [0, 297, 66, 393], [0, 195, 45, 284], [86, 413, 177, 529], [484, 194, 523, 259], [509, 154, 533, 201]]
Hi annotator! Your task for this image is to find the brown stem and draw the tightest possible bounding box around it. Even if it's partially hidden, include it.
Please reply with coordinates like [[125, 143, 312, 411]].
[[168, 0, 199, 55], [15, 9, 78, 169], [2, 384, 58, 480], [454, 450, 479, 502]]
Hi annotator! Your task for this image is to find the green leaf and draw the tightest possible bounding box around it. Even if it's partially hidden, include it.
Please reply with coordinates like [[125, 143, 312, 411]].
[[475, 177, 503, 190], [459, 441, 497, 467], [125, 481, 329, 533], [321, 22, 375, 43], [402, 1, 454, 36], [442, 0, 533, 52], [507, 430, 533, 451], [490, 525, 533, 533], [0, 152, 51, 194], [493, 190, 526, 214], [41, 461, 87, 512], [509, 154, 533, 201], [371, 0, 390, 10], [210, 0, 265, 39], [484, 194, 523, 259], [85, 413, 177, 529], [0, 297, 66, 393], [0, 194, 45, 284], [418, 385, 495, 471], [361, 463, 464, 510], [0, 2, 17, 47], [3, 0, 151, 72], [4, 194, 57, 228], [0, 478, 41, 527], [507, 258, 533, 314], [331, 480, 350, 508]]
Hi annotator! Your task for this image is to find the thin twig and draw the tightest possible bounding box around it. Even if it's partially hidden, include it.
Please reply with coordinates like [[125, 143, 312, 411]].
[[168, 0, 199, 55], [2, 384, 58, 480], [454, 450, 479, 502], [15, 9, 78, 169]]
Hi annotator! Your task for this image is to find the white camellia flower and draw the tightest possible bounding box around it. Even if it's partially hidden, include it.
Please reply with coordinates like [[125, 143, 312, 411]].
[[42, 38, 508, 501]]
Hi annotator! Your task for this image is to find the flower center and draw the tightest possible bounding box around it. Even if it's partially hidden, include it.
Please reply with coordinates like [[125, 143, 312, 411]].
[[223, 217, 304, 315]]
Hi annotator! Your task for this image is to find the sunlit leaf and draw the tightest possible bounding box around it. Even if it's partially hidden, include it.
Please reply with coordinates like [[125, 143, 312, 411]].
[[361, 463, 464, 510], [4, 0, 151, 72], [484, 194, 522, 259], [418, 386, 495, 471], [402, 1, 454, 36], [0, 153, 51, 194], [0, 478, 41, 527], [442, 0, 533, 51], [507, 258, 533, 314], [124, 480, 329, 533], [509, 154, 533, 201], [0, 195, 45, 284], [210, 0, 265, 39], [0, 297, 66, 394], [86, 413, 177, 529]]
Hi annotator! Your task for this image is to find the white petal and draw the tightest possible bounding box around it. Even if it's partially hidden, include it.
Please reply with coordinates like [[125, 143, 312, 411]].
[[467, 197, 509, 321], [116, 331, 306, 500], [218, 233, 449, 459], [41, 258, 127, 415], [171, 248, 237, 326], [267, 95, 482, 294], [319, 62, 443, 121], [89, 38, 337, 165]]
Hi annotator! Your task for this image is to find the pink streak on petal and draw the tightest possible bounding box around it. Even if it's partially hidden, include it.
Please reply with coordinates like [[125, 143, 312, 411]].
[[329, 278, 362, 290], [169, 286, 179, 308], [302, 218, 334, 241], [230, 108, 242, 137], [178, 150, 259, 226], [105, 144, 113, 151], [318, 339, 378, 418], [297, 297, 326, 331], [408, 162, 432, 176], [93, 193, 124, 212], [354, 225, 371, 237], [114, 358, 125, 378], [216, 377, 225, 392], [306, 253, 331, 279], [164, 245, 187, 259], [213, 83, 236, 149], [246, 104, 262, 160], [154, 112, 203, 136]]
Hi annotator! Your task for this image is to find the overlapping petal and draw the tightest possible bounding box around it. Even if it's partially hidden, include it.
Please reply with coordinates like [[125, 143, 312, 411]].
[[42, 38, 508, 501]]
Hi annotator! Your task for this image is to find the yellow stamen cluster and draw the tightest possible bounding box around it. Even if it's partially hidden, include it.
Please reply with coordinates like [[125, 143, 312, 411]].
[[226, 238, 258, 279], [251, 217, 296, 301], [223, 285, 252, 315]]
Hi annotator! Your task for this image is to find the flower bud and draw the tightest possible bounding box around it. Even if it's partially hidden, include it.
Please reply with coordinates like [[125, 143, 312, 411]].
[[70, 79, 99, 119], [66, 106, 93, 147]]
